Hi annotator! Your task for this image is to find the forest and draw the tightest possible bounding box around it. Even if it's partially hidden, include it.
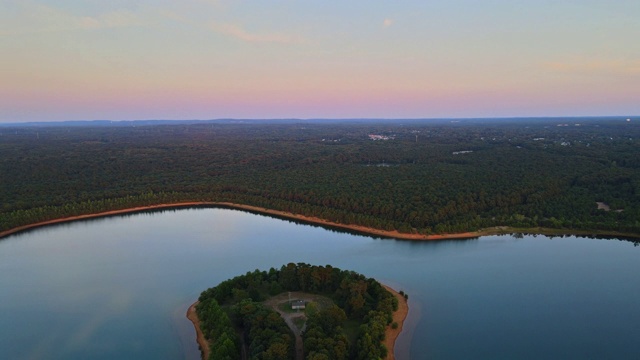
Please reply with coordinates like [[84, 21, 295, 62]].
[[1, 118, 639, 238], [196, 263, 399, 360]]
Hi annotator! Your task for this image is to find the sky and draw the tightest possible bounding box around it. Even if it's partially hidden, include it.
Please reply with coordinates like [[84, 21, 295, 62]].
[[1, 0, 639, 122]]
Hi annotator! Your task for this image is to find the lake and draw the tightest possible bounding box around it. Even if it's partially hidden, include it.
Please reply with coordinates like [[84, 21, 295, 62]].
[[0, 207, 639, 359]]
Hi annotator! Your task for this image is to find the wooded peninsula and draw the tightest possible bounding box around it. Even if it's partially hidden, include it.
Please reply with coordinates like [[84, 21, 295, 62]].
[[1, 118, 639, 240], [192, 263, 406, 360]]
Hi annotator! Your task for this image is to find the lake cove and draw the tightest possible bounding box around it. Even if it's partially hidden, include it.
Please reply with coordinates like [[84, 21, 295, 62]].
[[0, 208, 639, 359]]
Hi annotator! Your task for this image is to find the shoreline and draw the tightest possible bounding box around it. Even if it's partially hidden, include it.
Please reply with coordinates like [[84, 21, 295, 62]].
[[383, 285, 409, 360], [186, 301, 210, 360], [186, 284, 409, 360], [1, 201, 639, 242]]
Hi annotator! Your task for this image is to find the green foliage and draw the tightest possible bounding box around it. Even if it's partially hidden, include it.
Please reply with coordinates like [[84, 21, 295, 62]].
[[2, 120, 640, 238], [195, 298, 240, 360], [231, 299, 294, 360], [197, 263, 397, 359]]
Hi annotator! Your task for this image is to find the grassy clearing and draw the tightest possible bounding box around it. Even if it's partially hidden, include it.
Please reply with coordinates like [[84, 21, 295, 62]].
[[292, 316, 306, 332]]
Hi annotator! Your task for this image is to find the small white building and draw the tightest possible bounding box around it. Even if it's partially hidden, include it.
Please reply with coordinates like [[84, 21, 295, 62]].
[[291, 300, 305, 310]]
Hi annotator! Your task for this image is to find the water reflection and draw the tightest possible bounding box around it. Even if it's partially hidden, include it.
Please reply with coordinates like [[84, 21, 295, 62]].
[[0, 208, 638, 360]]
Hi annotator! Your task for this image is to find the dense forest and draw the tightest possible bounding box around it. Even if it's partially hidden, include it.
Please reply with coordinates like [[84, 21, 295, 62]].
[[1, 118, 639, 237], [196, 263, 399, 359]]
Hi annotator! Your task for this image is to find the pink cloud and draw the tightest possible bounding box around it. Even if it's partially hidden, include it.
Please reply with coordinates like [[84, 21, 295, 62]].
[[210, 22, 304, 44]]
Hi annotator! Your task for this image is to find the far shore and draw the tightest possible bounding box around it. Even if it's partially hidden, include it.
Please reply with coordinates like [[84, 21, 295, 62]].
[[186, 284, 409, 360], [1, 201, 639, 241]]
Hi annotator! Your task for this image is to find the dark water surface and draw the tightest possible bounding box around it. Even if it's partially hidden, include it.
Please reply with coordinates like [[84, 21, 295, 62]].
[[1, 208, 639, 359]]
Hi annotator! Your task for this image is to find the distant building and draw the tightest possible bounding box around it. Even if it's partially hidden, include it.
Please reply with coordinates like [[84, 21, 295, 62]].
[[291, 300, 306, 310], [368, 134, 395, 141]]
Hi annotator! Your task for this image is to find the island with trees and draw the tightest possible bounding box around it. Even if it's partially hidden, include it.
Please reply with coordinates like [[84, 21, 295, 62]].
[[1, 118, 639, 242], [189, 263, 408, 360]]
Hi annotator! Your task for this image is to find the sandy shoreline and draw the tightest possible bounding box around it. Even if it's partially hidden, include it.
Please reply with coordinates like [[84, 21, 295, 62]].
[[0, 201, 481, 241], [0, 203, 213, 240], [383, 285, 409, 360], [2, 201, 639, 241], [0, 201, 478, 241], [186, 284, 409, 360], [186, 301, 210, 360]]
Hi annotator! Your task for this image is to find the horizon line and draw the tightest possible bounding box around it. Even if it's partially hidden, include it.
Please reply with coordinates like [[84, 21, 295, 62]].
[[0, 114, 637, 125]]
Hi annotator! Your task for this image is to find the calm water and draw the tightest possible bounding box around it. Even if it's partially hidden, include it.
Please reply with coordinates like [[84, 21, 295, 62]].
[[1, 208, 639, 359]]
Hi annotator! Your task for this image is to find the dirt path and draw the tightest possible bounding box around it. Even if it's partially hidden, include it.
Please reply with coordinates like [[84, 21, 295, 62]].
[[263, 292, 326, 360], [275, 309, 304, 360]]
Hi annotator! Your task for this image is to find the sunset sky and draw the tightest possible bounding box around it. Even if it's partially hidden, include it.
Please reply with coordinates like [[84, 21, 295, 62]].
[[1, 0, 638, 122]]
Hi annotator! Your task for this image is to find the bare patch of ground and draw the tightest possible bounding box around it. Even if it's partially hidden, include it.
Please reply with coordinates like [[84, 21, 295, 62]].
[[596, 201, 624, 213]]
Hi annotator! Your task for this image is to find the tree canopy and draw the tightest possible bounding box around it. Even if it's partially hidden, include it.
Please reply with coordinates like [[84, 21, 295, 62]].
[[1, 119, 639, 238], [196, 263, 399, 360]]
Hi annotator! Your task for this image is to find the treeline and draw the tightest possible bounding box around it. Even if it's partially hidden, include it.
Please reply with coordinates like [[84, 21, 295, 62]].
[[1, 120, 639, 237], [196, 298, 240, 359], [196, 263, 398, 359], [198, 296, 294, 360], [0, 191, 188, 231]]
